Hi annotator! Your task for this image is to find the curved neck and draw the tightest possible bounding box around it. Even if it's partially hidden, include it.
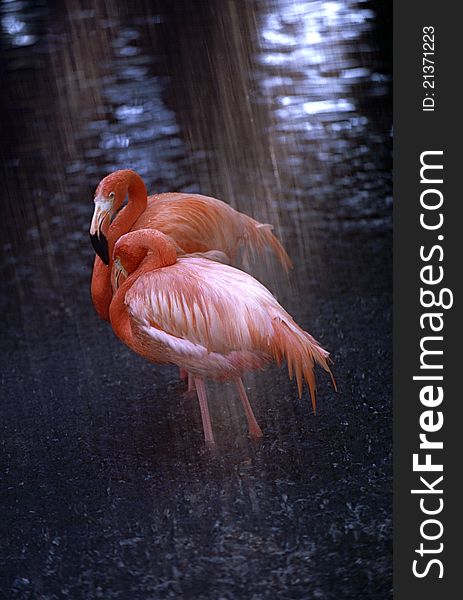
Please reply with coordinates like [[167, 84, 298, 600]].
[[109, 274, 136, 347], [108, 171, 148, 261], [118, 230, 178, 272], [91, 256, 112, 321], [109, 232, 177, 345]]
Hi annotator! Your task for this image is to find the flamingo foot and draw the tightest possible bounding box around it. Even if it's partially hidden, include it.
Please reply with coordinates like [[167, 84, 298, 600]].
[[179, 368, 187, 381], [194, 377, 215, 445], [235, 378, 263, 438]]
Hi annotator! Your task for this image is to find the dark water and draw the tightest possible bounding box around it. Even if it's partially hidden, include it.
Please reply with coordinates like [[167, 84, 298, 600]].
[[1, 1, 392, 598]]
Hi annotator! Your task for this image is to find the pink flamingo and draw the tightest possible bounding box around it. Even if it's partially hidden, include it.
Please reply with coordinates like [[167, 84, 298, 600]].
[[109, 229, 333, 444], [90, 169, 291, 321]]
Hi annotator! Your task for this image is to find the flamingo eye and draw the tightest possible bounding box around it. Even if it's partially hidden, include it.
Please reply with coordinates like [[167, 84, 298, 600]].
[[108, 191, 115, 201]]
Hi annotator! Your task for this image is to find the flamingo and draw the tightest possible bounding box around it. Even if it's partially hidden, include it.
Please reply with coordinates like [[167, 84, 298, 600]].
[[90, 169, 292, 321], [109, 229, 333, 444]]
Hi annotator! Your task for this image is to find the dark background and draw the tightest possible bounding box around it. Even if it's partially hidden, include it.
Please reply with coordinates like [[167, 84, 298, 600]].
[[1, 1, 392, 598]]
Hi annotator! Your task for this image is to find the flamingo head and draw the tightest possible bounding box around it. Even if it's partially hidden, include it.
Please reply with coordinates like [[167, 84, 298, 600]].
[[111, 257, 128, 292], [111, 235, 149, 291], [110, 230, 177, 291], [89, 172, 130, 265]]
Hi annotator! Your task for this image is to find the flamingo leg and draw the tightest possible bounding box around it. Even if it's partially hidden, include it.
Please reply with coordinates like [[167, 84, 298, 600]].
[[179, 368, 187, 380], [188, 373, 196, 392], [235, 378, 263, 438], [194, 378, 215, 444]]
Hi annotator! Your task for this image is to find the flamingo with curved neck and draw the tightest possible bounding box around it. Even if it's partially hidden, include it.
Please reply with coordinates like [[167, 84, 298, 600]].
[[108, 229, 333, 445], [89, 169, 292, 321]]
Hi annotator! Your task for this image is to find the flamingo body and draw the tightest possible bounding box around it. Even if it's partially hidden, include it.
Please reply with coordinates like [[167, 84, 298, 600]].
[[109, 229, 332, 443], [132, 192, 289, 264]]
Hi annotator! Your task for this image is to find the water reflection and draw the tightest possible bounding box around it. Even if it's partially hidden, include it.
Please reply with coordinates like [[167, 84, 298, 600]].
[[256, 0, 391, 236], [1, 0, 38, 47], [1, 0, 391, 277]]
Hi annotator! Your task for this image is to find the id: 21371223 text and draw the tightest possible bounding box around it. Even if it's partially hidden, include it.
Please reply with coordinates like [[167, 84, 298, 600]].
[[422, 26, 435, 112]]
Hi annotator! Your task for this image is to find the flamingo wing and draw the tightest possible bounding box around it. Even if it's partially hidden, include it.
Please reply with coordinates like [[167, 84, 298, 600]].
[[126, 258, 276, 354], [125, 258, 331, 408], [133, 193, 292, 270]]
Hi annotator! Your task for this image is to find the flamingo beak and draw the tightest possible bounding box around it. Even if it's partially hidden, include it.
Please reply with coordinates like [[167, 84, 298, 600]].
[[89, 199, 112, 265], [111, 258, 128, 292]]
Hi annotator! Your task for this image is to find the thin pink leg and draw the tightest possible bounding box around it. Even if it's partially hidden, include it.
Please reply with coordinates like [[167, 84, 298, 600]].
[[179, 368, 187, 380], [188, 373, 196, 392], [194, 378, 215, 444], [235, 378, 263, 438]]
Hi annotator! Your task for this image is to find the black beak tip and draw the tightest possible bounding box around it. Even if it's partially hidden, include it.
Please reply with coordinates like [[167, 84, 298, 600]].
[[90, 232, 110, 265]]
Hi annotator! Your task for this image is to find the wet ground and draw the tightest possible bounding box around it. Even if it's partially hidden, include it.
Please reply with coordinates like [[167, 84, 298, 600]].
[[0, 1, 391, 598]]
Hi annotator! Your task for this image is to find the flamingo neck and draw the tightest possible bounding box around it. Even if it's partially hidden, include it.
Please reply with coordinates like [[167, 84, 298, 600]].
[[109, 274, 137, 347], [91, 256, 112, 321], [109, 234, 177, 345], [108, 171, 148, 261]]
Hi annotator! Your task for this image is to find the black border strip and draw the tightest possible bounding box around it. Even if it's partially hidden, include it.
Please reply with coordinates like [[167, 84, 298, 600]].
[[394, 2, 460, 596]]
